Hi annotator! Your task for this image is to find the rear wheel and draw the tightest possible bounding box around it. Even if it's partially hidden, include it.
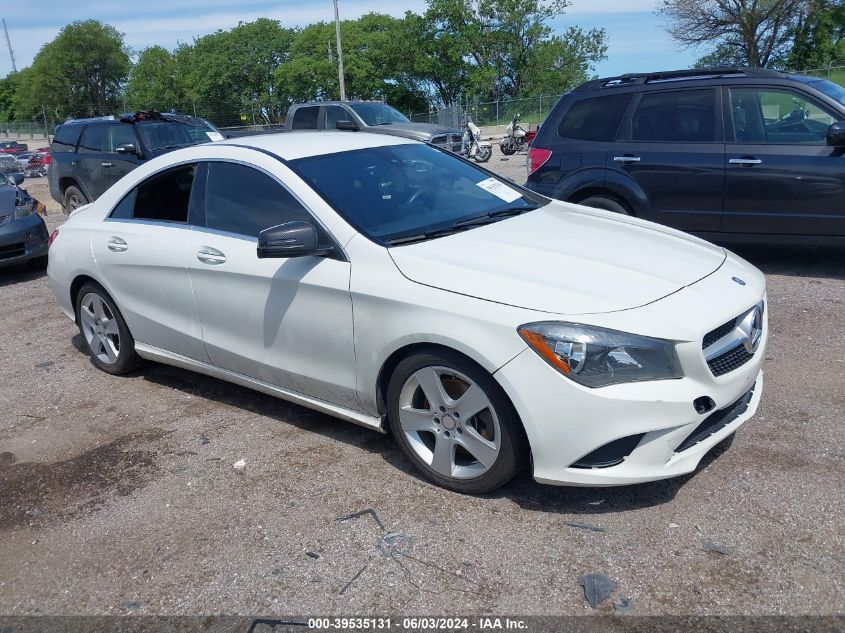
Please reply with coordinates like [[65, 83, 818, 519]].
[[74, 283, 140, 375], [63, 185, 87, 215], [387, 350, 526, 494], [577, 194, 630, 216], [475, 145, 492, 163]]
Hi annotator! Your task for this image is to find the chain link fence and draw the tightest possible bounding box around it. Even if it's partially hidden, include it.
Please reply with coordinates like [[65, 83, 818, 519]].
[[408, 94, 565, 129]]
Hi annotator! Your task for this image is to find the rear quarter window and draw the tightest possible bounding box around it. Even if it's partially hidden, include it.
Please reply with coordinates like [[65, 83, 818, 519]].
[[52, 125, 81, 153], [556, 92, 633, 142], [291, 106, 319, 130]]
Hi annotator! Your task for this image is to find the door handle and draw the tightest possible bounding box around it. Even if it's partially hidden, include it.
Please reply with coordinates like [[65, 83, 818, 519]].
[[196, 247, 227, 265], [729, 158, 762, 165], [106, 236, 128, 252], [613, 155, 641, 163], [101, 161, 114, 168]]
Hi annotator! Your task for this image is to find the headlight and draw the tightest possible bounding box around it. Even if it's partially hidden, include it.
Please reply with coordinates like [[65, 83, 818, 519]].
[[518, 322, 683, 388], [14, 197, 33, 220]]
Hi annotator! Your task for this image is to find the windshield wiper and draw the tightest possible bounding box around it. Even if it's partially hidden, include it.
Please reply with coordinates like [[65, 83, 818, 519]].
[[452, 205, 536, 228], [385, 226, 470, 246]]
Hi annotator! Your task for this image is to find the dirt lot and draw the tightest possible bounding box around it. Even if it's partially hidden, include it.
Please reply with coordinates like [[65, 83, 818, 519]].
[[0, 163, 843, 620]]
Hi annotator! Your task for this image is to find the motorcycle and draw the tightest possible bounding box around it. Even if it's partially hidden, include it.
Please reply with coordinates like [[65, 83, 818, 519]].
[[499, 113, 536, 155], [460, 119, 492, 163]]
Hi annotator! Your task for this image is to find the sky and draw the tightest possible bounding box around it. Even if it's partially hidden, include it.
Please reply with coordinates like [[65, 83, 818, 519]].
[[0, 0, 700, 81]]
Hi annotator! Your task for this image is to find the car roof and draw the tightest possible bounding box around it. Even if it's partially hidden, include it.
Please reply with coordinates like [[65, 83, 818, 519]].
[[219, 131, 416, 160], [574, 66, 786, 92]]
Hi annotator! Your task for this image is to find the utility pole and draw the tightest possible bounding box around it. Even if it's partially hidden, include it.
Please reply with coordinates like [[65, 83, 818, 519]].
[[2, 18, 17, 73], [332, 0, 346, 101]]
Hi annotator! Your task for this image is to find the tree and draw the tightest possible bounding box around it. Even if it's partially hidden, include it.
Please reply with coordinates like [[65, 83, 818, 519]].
[[125, 46, 186, 111], [424, 0, 606, 101], [0, 73, 20, 122], [13, 20, 130, 119], [788, 0, 845, 69], [660, 0, 804, 67]]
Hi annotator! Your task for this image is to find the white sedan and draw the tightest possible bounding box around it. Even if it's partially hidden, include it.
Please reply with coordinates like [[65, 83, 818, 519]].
[[47, 132, 767, 494]]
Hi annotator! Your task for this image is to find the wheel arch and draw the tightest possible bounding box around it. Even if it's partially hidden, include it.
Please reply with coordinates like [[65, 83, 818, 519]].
[[568, 187, 635, 214], [70, 275, 111, 323]]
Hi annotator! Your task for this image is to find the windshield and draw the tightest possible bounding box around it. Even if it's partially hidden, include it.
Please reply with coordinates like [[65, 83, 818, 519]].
[[291, 143, 544, 245], [794, 75, 845, 107], [348, 103, 410, 126], [136, 119, 221, 151]]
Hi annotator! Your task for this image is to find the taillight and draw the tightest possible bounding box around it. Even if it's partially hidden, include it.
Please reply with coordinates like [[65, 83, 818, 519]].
[[48, 229, 59, 248], [528, 147, 553, 175]]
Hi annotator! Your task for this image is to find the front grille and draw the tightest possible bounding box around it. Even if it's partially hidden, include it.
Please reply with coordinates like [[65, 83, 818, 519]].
[[0, 242, 25, 260], [703, 318, 736, 348], [676, 383, 756, 452], [430, 134, 462, 153], [708, 345, 754, 376]]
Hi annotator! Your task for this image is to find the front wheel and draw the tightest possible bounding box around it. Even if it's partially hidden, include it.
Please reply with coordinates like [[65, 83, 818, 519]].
[[474, 145, 492, 163], [499, 141, 516, 156], [387, 350, 526, 494]]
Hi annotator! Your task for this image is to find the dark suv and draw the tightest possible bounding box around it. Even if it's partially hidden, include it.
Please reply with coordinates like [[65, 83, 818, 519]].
[[48, 112, 222, 213], [527, 67, 845, 245]]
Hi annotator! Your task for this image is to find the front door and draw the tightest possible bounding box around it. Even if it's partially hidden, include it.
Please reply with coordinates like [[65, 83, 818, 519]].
[[723, 86, 845, 237], [185, 160, 358, 409], [609, 87, 725, 232]]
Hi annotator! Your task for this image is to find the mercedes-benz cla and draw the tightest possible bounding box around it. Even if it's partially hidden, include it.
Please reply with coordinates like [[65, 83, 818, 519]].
[[47, 133, 767, 494]]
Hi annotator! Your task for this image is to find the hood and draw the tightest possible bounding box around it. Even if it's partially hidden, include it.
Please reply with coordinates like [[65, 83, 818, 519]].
[[370, 121, 460, 141], [388, 201, 726, 315], [0, 184, 15, 216]]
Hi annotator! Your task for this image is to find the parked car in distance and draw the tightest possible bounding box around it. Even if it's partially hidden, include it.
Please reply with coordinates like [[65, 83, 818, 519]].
[[527, 67, 845, 245], [15, 152, 33, 166], [48, 111, 224, 214], [0, 141, 29, 155], [35, 147, 52, 165], [0, 154, 23, 177], [0, 172, 49, 269], [48, 132, 767, 494], [282, 100, 463, 153], [24, 153, 49, 178]]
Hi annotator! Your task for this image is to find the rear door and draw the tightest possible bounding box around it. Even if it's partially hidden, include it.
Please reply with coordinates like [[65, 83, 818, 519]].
[[722, 86, 845, 237], [77, 125, 110, 200], [609, 87, 725, 232], [99, 124, 143, 192]]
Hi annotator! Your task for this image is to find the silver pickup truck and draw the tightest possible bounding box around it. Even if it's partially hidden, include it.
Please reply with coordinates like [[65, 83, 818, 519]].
[[282, 101, 462, 152]]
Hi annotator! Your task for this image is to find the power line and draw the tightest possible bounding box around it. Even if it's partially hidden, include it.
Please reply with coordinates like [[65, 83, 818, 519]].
[[2, 18, 17, 73]]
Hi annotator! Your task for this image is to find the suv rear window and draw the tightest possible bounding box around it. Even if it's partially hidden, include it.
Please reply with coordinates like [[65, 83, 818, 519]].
[[52, 125, 80, 153], [557, 93, 633, 142], [632, 89, 716, 143]]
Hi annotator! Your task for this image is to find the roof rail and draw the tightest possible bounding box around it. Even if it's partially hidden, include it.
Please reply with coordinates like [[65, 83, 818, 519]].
[[575, 67, 784, 91]]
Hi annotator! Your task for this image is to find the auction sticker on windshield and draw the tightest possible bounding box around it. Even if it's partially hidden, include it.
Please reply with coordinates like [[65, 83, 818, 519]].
[[206, 131, 225, 142], [476, 177, 522, 203]]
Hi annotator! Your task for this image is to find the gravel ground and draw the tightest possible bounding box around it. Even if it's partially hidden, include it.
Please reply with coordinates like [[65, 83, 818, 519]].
[[0, 163, 843, 620]]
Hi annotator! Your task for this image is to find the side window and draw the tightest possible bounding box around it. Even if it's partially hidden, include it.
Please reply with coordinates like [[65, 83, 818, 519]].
[[52, 125, 80, 153], [291, 106, 319, 130], [107, 125, 139, 152], [557, 93, 633, 142], [79, 126, 107, 153], [110, 164, 196, 222], [632, 89, 716, 143], [204, 162, 317, 238], [731, 88, 836, 144], [324, 106, 347, 130]]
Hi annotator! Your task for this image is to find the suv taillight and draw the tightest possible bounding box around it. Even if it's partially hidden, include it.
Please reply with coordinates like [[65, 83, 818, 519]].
[[528, 147, 552, 176], [48, 229, 59, 248]]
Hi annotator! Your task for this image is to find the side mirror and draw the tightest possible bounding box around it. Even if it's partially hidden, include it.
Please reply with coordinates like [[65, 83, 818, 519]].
[[257, 221, 332, 259], [827, 121, 845, 147], [336, 120, 359, 131], [10, 173, 24, 185], [115, 143, 139, 156]]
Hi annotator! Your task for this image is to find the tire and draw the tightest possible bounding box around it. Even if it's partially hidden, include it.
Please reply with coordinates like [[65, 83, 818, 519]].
[[499, 142, 516, 156], [63, 185, 88, 215], [475, 145, 492, 163], [386, 349, 527, 494], [577, 195, 631, 216], [74, 282, 140, 375]]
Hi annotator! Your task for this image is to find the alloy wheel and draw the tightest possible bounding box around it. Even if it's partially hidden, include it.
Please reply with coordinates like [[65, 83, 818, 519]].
[[79, 292, 121, 365], [397, 366, 501, 479]]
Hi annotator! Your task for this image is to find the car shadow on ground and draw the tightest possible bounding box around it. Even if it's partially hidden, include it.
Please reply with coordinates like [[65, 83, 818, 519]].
[[76, 341, 733, 515], [0, 264, 46, 288], [727, 244, 845, 280]]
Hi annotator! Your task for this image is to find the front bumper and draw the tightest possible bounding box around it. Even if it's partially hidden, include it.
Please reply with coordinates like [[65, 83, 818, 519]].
[[0, 213, 48, 269], [495, 334, 765, 487]]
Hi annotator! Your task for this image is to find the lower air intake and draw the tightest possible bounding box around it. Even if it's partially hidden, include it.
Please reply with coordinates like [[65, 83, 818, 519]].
[[570, 433, 646, 469]]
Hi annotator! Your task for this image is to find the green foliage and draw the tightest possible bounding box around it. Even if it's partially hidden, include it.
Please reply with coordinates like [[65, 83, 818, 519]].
[[125, 46, 185, 111], [0, 73, 20, 122], [13, 20, 130, 119], [789, 0, 845, 70]]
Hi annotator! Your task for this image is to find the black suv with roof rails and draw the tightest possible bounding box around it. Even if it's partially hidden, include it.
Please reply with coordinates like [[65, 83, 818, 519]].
[[48, 111, 223, 214], [526, 67, 845, 245]]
